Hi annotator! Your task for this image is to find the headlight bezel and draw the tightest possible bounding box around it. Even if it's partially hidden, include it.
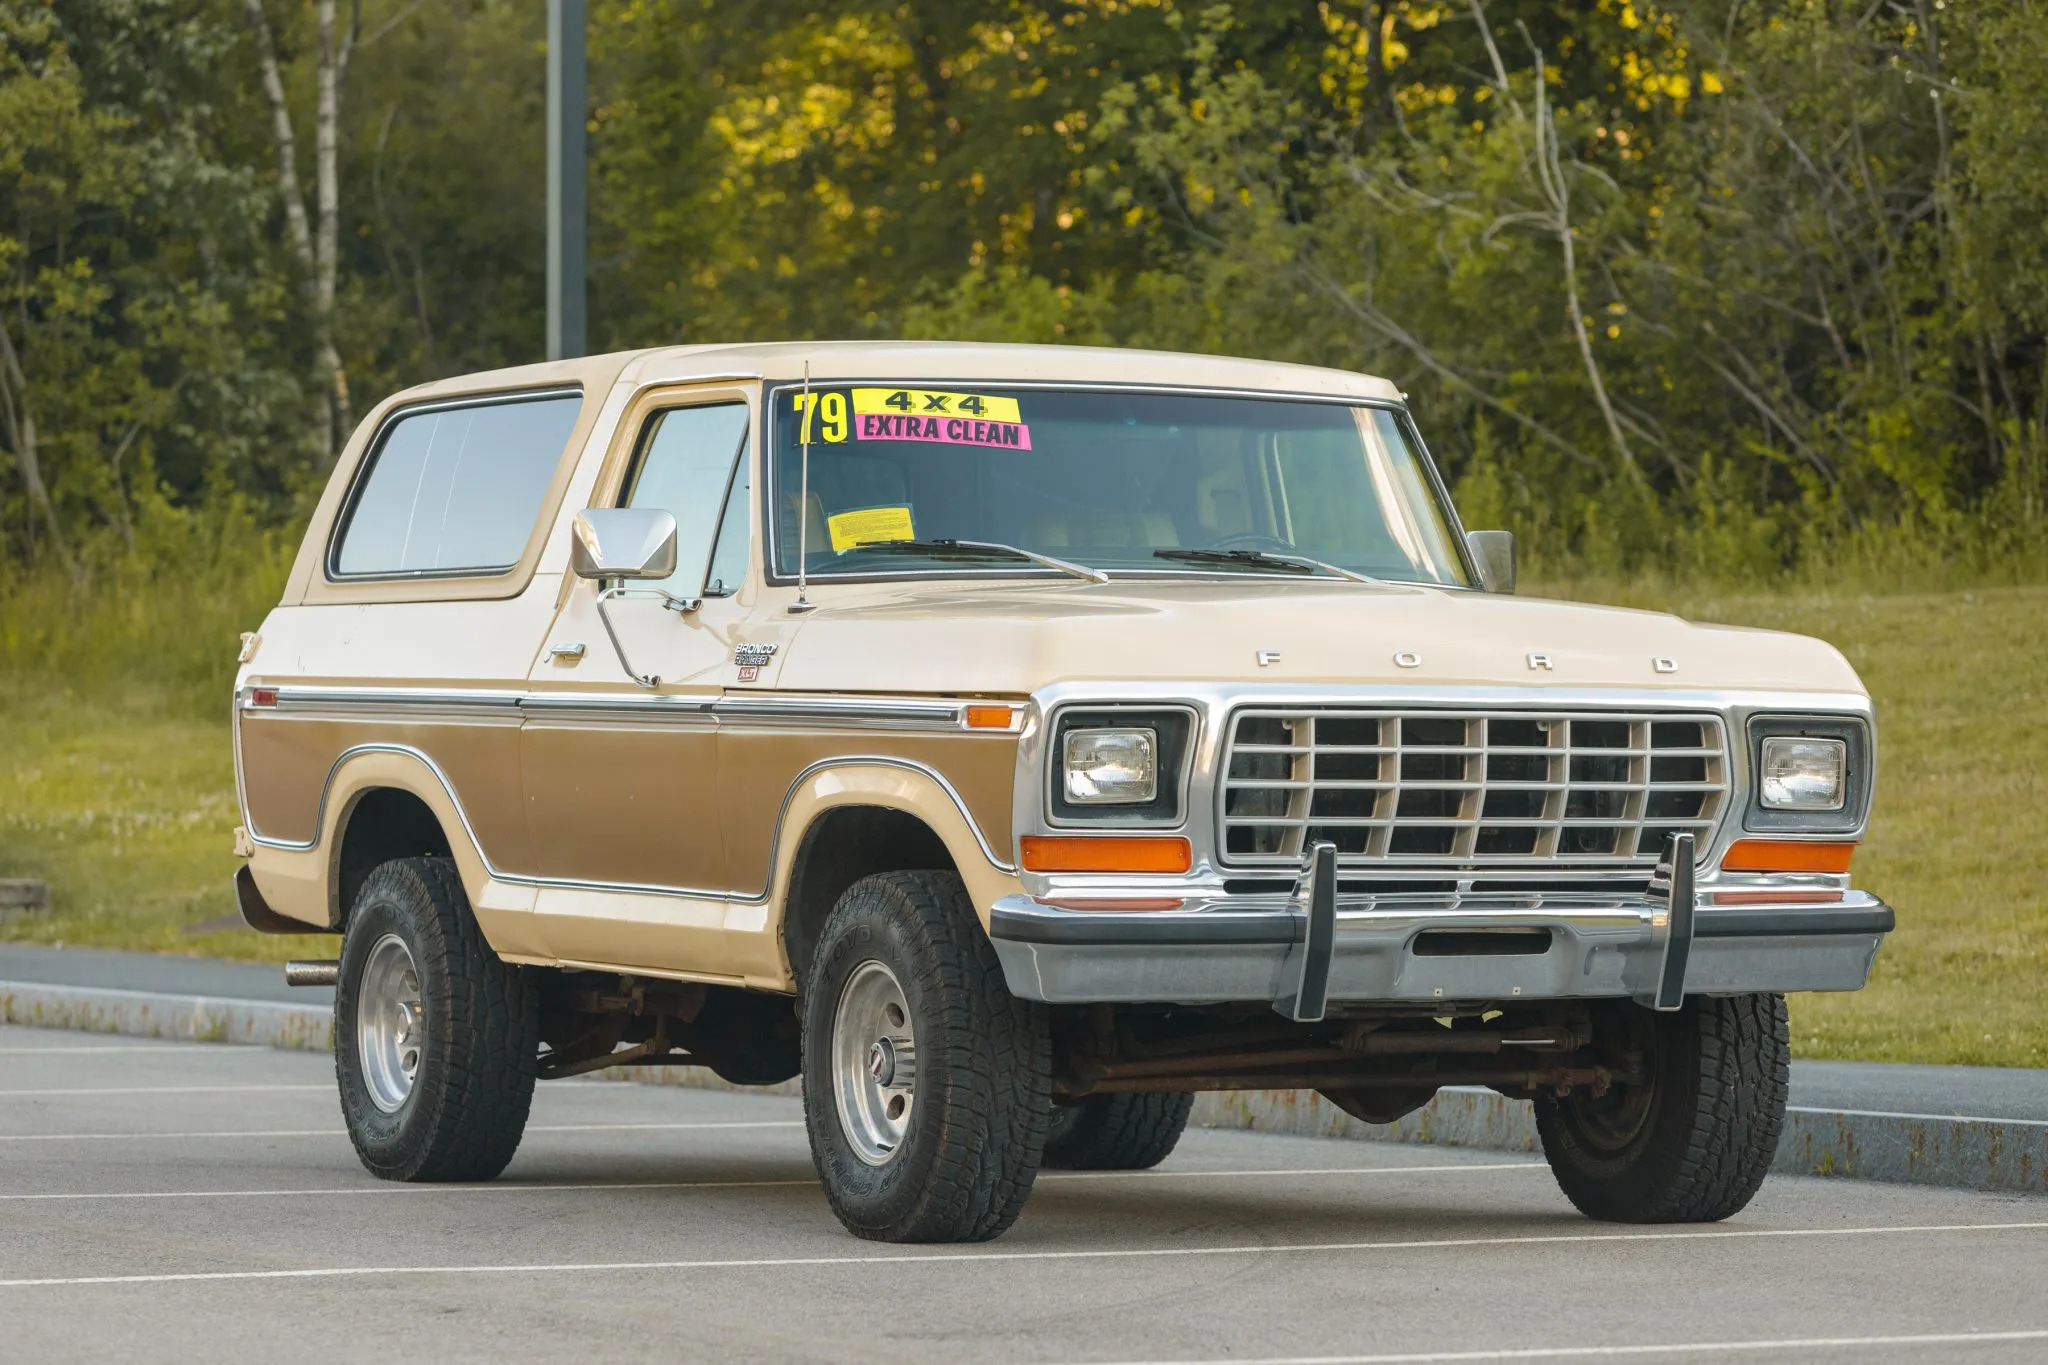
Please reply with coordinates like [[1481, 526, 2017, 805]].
[[1743, 715, 1871, 834], [1046, 705, 1196, 828]]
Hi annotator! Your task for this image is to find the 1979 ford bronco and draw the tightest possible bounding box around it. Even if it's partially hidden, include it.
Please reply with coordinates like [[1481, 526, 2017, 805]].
[[232, 342, 1889, 1242]]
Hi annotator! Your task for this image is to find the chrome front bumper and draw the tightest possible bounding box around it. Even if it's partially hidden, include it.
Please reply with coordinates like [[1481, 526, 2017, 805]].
[[987, 887, 1892, 1012]]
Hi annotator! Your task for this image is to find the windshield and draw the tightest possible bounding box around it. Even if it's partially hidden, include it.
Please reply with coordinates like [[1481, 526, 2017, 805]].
[[768, 384, 1471, 586]]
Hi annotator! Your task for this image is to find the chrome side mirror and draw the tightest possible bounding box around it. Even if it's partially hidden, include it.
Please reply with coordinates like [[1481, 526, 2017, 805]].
[[1466, 529, 1516, 594], [571, 508, 678, 580]]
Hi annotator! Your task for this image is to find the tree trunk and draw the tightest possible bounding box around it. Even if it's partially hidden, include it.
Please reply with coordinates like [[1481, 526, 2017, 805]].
[[0, 311, 81, 585], [242, 0, 355, 462]]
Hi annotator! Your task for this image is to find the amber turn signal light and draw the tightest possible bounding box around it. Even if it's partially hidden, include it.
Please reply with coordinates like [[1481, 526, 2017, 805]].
[[1020, 836, 1193, 874], [1719, 839, 1856, 874], [963, 704, 1019, 730]]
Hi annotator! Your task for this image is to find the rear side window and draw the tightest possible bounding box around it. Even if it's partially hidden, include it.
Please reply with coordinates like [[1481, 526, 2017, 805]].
[[332, 391, 582, 577]]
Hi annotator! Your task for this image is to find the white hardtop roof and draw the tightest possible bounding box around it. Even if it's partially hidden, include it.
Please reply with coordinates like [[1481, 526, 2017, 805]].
[[390, 340, 1403, 408]]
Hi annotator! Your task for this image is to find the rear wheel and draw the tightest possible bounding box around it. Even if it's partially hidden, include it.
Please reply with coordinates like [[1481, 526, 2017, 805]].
[[1536, 994, 1788, 1222], [802, 870, 1051, 1242], [1044, 1093, 1193, 1170], [335, 857, 538, 1182]]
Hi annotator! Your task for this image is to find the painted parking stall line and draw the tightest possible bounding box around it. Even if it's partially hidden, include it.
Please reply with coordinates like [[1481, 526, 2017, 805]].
[[0, 1084, 332, 1097], [0, 1120, 809, 1143], [0, 1161, 1545, 1200], [1067, 1327, 2048, 1364], [0, 1055, 272, 1064], [4, 1220, 2045, 1289]]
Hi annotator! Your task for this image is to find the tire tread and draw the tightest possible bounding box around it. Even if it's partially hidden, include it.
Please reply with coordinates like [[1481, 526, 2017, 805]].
[[338, 857, 537, 1183], [803, 870, 1051, 1242], [1044, 1093, 1193, 1171], [1537, 993, 1787, 1223]]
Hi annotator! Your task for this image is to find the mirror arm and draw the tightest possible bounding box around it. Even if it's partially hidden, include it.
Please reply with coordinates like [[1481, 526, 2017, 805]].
[[595, 587, 662, 688]]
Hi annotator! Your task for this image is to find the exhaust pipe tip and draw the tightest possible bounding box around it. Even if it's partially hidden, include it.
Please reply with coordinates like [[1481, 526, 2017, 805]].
[[284, 959, 340, 988]]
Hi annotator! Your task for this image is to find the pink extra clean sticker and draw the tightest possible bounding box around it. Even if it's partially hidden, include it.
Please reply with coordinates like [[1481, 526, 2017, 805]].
[[856, 412, 1032, 450]]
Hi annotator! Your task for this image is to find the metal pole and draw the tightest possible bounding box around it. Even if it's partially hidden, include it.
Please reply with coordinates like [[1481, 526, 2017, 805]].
[[546, 0, 587, 360]]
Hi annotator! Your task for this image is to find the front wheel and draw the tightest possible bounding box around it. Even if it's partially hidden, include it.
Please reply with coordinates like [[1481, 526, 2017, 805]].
[[335, 857, 539, 1182], [1044, 1093, 1193, 1170], [802, 870, 1052, 1242], [1536, 994, 1788, 1223]]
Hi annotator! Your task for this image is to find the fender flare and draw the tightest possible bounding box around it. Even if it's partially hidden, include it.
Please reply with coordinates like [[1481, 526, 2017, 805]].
[[768, 759, 1021, 939], [245, 746, 498, 932]]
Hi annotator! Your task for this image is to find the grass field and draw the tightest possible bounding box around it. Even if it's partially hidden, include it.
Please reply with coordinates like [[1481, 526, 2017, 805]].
[[2, 581, 2043, 1066]]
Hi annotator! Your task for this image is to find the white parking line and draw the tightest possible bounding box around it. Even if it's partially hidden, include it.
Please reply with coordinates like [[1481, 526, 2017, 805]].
[[0, 1177, 820, 1202], [0, 1120, 808, 1143], [1068, 1328, 2048, 1363], [0, 1055, 268, 1064], [2, 1220, 2044, 1288], [1042, 1163, 1546, 1181], [0, 1084, 332, 1097], [0, 1161, 1540, 1200]]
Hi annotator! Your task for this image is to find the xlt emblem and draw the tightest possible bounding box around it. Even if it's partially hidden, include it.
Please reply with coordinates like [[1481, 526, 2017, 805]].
[[734, 642, 778, 681]]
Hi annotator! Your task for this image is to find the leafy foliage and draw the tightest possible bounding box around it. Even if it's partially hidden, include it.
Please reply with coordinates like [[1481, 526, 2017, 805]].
[[1, 0, 2044, 584]]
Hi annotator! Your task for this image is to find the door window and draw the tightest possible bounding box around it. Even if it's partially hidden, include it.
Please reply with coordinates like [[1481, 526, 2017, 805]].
[[620, 402, 751, 599], [332, 391, 581, 577]]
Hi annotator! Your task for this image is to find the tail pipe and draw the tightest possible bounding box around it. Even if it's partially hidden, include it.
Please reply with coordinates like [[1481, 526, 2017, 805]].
[[284, 960, 340, 988]]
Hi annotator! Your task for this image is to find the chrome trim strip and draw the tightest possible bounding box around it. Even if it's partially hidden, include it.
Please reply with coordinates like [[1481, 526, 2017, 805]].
[[241, 743, 1015, 891], [248, 685, 527, 718], [242, 684, 1002, 733], [711, 695, 966, 728]]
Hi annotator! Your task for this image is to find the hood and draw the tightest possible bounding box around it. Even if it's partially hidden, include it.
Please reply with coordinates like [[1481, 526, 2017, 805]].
[[768, 577, 1865, 698]]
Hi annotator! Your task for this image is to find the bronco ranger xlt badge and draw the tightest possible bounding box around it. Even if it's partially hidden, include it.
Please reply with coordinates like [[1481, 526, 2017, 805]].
[[231, 340, 1889, 1244]]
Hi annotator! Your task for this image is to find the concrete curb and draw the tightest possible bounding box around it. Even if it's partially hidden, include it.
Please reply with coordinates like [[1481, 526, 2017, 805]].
[[0, 981, 333, 1052], [5, 978, 2043, 1196]]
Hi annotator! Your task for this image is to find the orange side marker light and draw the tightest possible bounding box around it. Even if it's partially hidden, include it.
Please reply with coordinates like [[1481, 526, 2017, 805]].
[[1719, 840, 1856, 874], [1020, 836, 1193, 875]]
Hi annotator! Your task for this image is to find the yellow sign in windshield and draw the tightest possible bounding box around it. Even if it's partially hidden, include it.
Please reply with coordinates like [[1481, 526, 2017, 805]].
[[851, 388, 1022, 423], [827, 505, 917, 553]]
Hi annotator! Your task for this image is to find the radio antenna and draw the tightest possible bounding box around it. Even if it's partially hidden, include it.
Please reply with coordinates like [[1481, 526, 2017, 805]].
[[791, 360, 816, 614]]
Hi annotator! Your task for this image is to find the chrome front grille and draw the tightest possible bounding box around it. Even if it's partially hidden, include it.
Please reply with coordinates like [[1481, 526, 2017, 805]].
[[1218, 708, 1729, 870]]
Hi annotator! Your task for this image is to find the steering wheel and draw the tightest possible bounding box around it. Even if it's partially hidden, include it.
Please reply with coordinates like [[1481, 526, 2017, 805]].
[[1208, 532, 1297, 553]]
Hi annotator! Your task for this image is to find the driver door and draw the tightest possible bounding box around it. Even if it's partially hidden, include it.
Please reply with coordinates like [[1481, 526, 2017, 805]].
[[520, 388, 760, 970]]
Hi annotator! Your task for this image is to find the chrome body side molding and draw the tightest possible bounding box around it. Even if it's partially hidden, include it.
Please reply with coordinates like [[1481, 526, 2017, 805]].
[[240, 684, 1015, 734]]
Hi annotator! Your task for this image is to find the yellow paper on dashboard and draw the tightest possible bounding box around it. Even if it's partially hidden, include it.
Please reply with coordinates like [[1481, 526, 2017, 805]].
[[827, 505, 916, 553]]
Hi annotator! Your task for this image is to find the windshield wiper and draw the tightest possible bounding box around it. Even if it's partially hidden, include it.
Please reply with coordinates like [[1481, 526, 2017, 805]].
[[853, 538, 1110, 585], [1152, 548, 1379, 584]]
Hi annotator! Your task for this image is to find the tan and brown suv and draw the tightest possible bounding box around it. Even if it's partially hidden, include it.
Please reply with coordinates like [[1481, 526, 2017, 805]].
[[232, 342, 1889, 1241]]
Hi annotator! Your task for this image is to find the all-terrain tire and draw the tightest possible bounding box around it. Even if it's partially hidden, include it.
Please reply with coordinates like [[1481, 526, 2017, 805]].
[[335, 857, 539, 1182], [1536, 994, 1788, 1223], [1044, 1093, 1193, 1170], [802, 870, 1052, 1243]]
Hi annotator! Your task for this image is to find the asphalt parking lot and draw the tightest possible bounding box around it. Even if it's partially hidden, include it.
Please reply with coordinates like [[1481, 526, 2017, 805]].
[[3, 1024, 2046, 1364]]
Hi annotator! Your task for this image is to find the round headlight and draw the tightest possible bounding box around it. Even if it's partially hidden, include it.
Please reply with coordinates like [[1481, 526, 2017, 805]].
[[1063, 728, 1158, 804], [1759, 736, 1846, 811]]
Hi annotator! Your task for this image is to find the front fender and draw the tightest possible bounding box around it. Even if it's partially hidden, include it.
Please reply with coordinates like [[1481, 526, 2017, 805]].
[[769, 759, 1023, 937]]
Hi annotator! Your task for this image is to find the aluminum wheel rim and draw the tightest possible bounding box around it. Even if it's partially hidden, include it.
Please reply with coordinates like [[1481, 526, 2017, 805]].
[[831, 960, 918, 1166], [357, 933, 424, 1114]]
